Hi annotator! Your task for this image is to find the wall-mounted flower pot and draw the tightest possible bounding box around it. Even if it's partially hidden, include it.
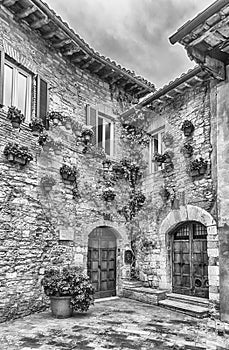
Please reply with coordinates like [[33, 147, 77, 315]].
[[31, 129, 41, 137], [52, 118, 59, 125], [15, 157, 26, 165], [199, 166, 207, 175], [11, 120, 21, 129], [190, 169, 199, 177], [65, 122, 71, 130], [43, 185, 52, 192], [7, 153, 14, 162], [183, 127, 193, 137], [184, 152, 192, 158], [62, 173, 69, 180], [68, 175, 76, 182]]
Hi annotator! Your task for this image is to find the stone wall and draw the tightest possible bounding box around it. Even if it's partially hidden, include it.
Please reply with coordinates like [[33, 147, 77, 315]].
[[0, 8, 131, 322], [135, 80, 219, 302]]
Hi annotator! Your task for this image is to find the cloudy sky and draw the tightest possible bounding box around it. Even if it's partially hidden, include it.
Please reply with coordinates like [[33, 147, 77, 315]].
[[46, 0, 213, 89]]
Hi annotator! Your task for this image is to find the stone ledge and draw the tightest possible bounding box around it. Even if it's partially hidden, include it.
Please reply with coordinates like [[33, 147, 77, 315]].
[[122, 287, 167, 305]]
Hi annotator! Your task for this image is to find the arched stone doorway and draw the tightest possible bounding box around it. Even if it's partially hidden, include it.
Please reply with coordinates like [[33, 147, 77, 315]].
[[171, 221, 209, 298], [159, 205, 219, 302], [87, 226, 117, 298]]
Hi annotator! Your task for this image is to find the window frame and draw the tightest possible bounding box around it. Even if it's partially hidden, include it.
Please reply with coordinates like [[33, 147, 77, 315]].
[[86, 105, 115, 157], [3, 59, 32, 122], [148, 127, 165, 174]]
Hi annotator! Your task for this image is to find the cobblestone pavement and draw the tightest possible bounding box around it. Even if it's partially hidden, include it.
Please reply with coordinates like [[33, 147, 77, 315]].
[[0, 298, 229, 350]]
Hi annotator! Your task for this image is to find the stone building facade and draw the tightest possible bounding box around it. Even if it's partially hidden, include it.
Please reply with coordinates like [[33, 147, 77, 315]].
[[0, 1, 154, 322]]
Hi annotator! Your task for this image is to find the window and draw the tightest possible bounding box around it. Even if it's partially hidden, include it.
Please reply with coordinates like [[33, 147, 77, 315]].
[[0, 49, 49, 126], [148, 127, 164, 173], [3, 60, 32, 121], [86, 106, 114, 156]]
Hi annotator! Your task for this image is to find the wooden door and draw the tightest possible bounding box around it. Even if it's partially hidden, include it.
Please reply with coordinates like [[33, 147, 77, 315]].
[[172, 222, 209, 298], [87, 227, 116, 298]]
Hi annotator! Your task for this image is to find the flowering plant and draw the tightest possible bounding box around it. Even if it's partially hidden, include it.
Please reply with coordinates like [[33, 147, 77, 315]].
[[60, 164, 79, 181], [4, 143, 33, 163], [181, 120, 194, 135], [40, 175, 56, 187], [181, 143, 193, 156], [81, 126, 94, 137], [102, 186, 116, 201], [7, 106, 25, 124], [190, 158, 207, 171], [41, 266, 94, 312], [153, 152, 166, 164], [47, 111, 65, 123], [29, 119, 44, 133]]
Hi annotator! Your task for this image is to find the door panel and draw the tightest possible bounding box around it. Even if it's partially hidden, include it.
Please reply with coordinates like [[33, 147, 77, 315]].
[[172, 222, 209, 298], [88, 227, 116, 298]]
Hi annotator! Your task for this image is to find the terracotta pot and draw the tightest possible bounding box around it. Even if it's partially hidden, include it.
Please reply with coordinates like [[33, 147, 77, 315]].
[[65, 122, 71, 130], [190, 169, 199, 177], [11, 121, 21, 129], [52, 118, 59, 126], [15, 157, 26, 165], [7, 153, 14, 162], [68, 175, 76, 182], [43, 185, 52, 192], [62, 173, 69, 180], [50, 296, 73, 318], [199, 166, 206, 175], [32, 129, 40, 137], [184, 152, 191, 158], [184, 127, 192, 136]]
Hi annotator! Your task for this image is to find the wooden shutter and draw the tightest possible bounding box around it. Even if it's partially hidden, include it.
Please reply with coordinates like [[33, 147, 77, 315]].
[[36, 75, 49, 129], [0, 48, 5, 107], [86, 105, 97, 145]]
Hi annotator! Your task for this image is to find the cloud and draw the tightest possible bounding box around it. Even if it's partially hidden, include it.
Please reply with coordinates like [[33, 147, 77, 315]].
[[46, 0, 214, 88]]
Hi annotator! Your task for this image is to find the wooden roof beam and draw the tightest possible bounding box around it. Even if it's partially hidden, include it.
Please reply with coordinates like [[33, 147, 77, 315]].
[[128, 84, 139, 91], [43, 30, 57, 39], [99, 70, 114, 79], [16, 5, 37, 18], [30, 17, 49, 29], [93, 63, 104, 73], [81, 58, 95, 69], [53, 38, 72, 48], [2, 0, 18, 6], [72, 53, 89, 63], [62, 46, 80, 56]]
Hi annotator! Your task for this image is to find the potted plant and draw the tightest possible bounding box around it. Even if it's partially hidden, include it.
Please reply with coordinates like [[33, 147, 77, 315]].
[[3, 142, 19, 162], [7, 106, 25, 128], [153, 152, 166, 166], [162, 132, 173, 147], [41, 266, 94, 318], [40, 175, 56, 192], [29, 119, 44, 136], [15, 146, 33, 165], [190, 157, 208, 177], [47, 111, 64, 126], [102, 186, 116, 201], [60, 164, 79, 182], [181, 120, 195, 137], [159, 186, 170, 201], [52, 139, 63, 156], [181, 143, 193, 158], [38, 134, 48, 147], [81, 126, 94, 142]]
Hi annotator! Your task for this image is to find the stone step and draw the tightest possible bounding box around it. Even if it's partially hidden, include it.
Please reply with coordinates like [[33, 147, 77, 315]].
[[158, 299, 209, 318], [122, 280, 143, 289], [166, 293, 209, 308], [123, 287, 167, 305]]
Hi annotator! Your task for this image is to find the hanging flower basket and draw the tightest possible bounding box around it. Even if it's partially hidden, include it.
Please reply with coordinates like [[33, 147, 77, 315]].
[[7, 106, 25, 129], [38, 134, 48, 147], [153, 152, 166, 166], [190, 158, 208, 177], [29, 119, 44, 136], [47, 111, 65, 126], [3, 143, 33, 165], [40, 175, 56, 192], [102, 186, 116, 201], [181, 120, 195, 137], [60, 164, 79, 183], [181, 143, 193, 158]]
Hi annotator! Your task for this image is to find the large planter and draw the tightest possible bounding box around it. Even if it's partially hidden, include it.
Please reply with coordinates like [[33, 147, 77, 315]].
[[50, 296, 73, 318]]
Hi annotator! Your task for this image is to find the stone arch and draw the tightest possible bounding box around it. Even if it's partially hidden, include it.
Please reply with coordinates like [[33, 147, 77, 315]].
[[158, 205, 219, 302], [82, 220, 130, 296]]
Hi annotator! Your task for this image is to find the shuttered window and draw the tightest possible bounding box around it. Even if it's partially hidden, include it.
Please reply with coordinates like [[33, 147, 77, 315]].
[[36, 75, 49, 129], [86, 105, 114, 156], [2, 59, 32, 121], [0, 48, 4, 107], [149, 127, 165, 174]]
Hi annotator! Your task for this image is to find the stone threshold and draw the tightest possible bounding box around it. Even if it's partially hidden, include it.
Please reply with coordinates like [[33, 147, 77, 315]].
[[95, 296, 120, 303]]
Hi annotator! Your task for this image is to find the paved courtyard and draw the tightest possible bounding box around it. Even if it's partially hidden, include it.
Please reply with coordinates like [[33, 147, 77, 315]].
[[0, 298, 229, 350]]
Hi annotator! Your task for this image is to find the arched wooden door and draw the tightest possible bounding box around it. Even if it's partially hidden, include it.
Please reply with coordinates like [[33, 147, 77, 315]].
[[172, 221, 209, 298], [87, 227, 116, 298]]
